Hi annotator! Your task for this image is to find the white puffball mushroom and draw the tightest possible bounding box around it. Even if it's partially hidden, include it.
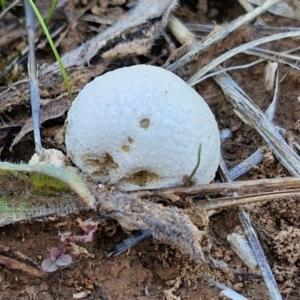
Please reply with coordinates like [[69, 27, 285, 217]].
[[65, 65, 220, 191]]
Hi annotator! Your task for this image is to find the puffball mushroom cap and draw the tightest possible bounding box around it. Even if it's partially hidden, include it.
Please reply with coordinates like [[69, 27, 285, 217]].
[[65, 65, 220, 191]]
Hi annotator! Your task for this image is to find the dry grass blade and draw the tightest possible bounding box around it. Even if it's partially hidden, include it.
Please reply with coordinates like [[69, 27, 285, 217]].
[[192, 59, 265, 84], [244, 48, 300, 70], [197, 189, 300, 210], [214, 72, 300, 177], [167, 0, 278, 72], [148, 177, 300, 197], [40, 0, 177, 75], [228, 148, 265, 181], [239, 210, 283, 300], [188, 30, 300, 86], [23, 0, 44, 157], [0, 254, 42, 277]]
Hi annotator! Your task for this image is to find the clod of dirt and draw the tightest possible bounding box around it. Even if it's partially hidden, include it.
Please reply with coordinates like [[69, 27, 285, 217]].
[[65, 65, 220, 191], [29, 148, 69, 168]]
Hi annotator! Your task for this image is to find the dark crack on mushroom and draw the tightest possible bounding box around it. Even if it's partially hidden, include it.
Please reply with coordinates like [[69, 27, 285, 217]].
[[119, 170, 159, 187]]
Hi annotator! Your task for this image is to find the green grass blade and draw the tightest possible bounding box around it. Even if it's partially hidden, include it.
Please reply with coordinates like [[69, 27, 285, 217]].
[[27, 0, 74, 100], [44, 0, 57, 25]]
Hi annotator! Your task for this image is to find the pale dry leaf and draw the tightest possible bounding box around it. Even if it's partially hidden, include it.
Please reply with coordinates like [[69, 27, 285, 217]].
[[10, 98, 71, 150], [40, 0, 178, 74], [248, 0, 300, 20]]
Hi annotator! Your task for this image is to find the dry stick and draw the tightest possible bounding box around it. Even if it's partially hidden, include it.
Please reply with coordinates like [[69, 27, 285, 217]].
[[239, 210, 283, 300], [244, 48, 300, 71], [228, 148, 265, 181], [214, 72, 300, 176], [188, 30, 300, 86], [167, 0, 278, 72], [23, 0, 44, 157], [168, 15, 197, 47], [0, 244, 42, 276], [253, 47, 300, 62], [0, 254, 42, 277], [148, 177, 300, 197], [197, 189, 300, 211]]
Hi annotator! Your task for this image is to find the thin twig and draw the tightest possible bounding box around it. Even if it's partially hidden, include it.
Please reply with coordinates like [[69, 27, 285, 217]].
[[23, 0, 44, 157], [188, 30, 300, 86], [197, 189, 300, 210], [167, 0, 278, 72], [228, 148, 265, 181], [144, 177, 300, 197]]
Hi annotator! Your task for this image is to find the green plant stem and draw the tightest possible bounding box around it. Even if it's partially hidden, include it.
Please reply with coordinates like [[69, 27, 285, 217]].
[[0, 0, 6, 10], [44, 0, 57, 25], [27, 0, 73, 100]]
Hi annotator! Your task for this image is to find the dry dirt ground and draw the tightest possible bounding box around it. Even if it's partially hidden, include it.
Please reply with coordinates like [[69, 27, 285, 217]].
[[1, 0, 300, 299]]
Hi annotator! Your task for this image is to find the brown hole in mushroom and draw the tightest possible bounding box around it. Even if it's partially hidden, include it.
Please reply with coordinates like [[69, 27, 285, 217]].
[[128, 137, 134, 143], [84, 153, 118, 180], [120, 170, 159, 187], [122, 145, 130, 152], [139, 118, 150, 129], [103, 153, 118, 168]]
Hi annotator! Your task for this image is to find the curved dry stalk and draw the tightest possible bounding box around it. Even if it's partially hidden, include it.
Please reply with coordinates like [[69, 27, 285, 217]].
[[144, 177, 300, 197], [188, 30, 300, 86], [196, 189, 300, 210], [167, 0, 278, 72]]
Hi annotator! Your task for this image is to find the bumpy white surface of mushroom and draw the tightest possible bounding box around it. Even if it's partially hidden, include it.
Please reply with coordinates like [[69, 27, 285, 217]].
[[65, 65, 220, 191]]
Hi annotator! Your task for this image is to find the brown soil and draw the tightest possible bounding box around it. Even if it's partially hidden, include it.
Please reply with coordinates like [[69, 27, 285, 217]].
[[1, 1, 300, 299]]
